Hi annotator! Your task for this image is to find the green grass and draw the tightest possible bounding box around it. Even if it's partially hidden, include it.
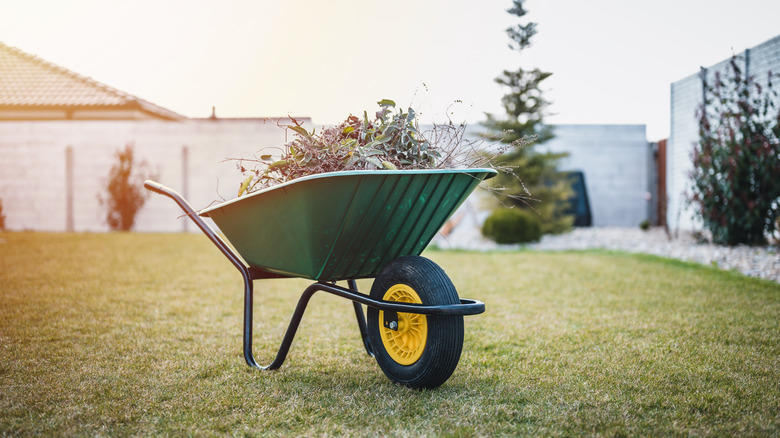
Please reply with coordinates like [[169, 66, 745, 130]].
[[1, 233, 778, 436]]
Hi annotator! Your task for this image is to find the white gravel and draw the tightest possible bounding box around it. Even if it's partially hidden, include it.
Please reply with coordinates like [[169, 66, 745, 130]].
[[433, 220, 780, 283], [529, 227, 780, 284]]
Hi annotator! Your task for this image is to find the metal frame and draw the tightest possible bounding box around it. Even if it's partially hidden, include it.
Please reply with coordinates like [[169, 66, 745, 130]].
[[144, 180, 485, 370]]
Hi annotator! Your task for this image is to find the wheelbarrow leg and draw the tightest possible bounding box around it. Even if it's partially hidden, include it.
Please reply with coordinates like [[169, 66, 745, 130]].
[[244, 279, 373, 369], [349, 279, 374, 357], [244, 273, 320, 370], [241, 270, 261, 369]]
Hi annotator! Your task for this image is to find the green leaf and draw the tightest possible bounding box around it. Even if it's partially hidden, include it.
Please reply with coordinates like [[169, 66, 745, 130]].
[[269, 160, 288, 169], [238, 176, 253, 197], [375, 135, 392, 144], [342, 126, 355, 135], [289, 125, 312, 138], [366, 156, 383, 168], [300, 151, 313, 166], [260, 154, 273, 161], [377, 99, 396, 108], [381, 161, 397, 170]]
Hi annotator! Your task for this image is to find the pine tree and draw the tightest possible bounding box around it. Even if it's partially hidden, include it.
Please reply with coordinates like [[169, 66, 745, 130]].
[[483, 0, 573, 235]]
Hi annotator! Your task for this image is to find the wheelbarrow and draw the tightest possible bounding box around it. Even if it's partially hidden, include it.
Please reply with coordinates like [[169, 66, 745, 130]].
[[145, 168, 496, 389]]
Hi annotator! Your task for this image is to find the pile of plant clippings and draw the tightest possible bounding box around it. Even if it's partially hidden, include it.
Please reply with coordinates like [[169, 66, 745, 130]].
[[230, 99, 531, 196]]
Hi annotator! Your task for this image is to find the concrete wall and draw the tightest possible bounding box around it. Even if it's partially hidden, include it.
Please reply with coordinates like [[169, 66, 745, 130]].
[[667, 34, 780, 231], [543, 124, 650, 227], [0, 118, 309, 232]]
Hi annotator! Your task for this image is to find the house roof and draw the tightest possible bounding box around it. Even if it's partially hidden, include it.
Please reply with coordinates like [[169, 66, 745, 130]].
[[0, 41, 185, 120]]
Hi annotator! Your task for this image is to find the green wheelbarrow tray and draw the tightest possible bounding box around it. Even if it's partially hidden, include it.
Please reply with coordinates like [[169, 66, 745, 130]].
[[145, 167, 496, 389], [199, 168, 497, 281]]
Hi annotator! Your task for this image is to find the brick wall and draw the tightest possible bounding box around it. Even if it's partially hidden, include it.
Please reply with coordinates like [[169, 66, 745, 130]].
[[0, 118, 308, 232], [667, 34, 780, 231]]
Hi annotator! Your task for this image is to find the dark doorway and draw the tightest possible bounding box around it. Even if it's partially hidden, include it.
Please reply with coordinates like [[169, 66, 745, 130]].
[[566, 171, 592, 227]]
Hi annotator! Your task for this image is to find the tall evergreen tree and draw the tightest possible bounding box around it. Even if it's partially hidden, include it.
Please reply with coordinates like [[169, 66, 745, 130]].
[[483, 0, 573, 235]]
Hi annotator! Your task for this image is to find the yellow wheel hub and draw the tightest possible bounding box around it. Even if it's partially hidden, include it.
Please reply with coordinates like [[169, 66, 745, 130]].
[[379, 284, 428, 365]]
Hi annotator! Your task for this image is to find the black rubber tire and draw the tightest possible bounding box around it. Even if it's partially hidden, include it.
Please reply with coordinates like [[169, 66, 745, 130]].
[[367, 255, 464, 389]]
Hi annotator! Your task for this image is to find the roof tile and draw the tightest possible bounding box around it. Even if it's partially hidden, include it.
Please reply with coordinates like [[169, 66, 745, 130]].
[[0, 41, 184, 120]]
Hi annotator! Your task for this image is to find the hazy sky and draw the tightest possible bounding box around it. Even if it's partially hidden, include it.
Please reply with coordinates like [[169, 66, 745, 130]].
[[2, 0, 779, 141]]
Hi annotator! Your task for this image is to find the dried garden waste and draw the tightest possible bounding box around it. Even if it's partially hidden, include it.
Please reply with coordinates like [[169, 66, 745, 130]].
[[230, 99, 530, 197]]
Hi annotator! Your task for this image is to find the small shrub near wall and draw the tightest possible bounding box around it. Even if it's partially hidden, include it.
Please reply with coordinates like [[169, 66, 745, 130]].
[[482, 207, 542, 244], [0, 198, 5, 231], [98, 144, 158, 231]]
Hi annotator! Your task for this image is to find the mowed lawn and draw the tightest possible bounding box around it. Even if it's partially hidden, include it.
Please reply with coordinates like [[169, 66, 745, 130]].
[[1, 232, 778, 436]]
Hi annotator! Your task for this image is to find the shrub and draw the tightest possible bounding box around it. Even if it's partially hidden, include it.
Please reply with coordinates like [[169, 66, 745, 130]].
[[482, 207, 542, 244], [690, 56, 780, 246], [98, 144, 157, 231], [0, 198, 5, 231]]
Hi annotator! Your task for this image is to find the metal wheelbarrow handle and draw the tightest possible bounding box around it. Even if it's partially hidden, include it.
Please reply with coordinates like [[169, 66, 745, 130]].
[[144, 180, 247, 274], [144, 179, 368, 370]]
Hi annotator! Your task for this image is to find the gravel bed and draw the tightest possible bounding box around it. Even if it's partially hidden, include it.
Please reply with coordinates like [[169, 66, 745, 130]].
[[529, 227, 780, 284], [433, 224, 780, 283]]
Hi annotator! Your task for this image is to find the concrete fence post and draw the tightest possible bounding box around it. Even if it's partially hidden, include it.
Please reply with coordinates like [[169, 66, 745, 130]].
[[66, 146, 74, 232], [182, 145, 189, 232]]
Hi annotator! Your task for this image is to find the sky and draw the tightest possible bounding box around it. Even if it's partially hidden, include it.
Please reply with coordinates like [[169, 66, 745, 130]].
[[2, 0, 780, 142]]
